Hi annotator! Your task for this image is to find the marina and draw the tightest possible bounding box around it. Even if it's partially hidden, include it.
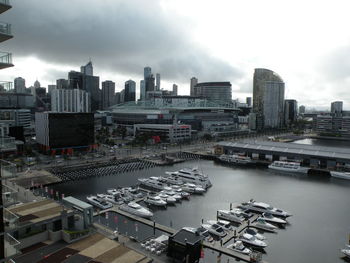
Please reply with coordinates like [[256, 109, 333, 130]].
[[50, 155, 350, 263]]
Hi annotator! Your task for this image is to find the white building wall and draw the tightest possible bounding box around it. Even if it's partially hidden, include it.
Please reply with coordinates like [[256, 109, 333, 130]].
[[35, 112, 49, 146], [51, 89, 90, 113]]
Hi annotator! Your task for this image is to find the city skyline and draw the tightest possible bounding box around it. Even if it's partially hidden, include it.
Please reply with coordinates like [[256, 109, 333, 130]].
[[2, 0, 350, 108]]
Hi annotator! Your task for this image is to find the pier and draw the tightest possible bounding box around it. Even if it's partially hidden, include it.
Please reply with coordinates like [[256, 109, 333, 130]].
[[95, 204, 268, 262]]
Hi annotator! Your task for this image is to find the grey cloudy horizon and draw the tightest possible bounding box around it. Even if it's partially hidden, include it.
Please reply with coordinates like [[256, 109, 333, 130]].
[[2, 0, 350, 109]]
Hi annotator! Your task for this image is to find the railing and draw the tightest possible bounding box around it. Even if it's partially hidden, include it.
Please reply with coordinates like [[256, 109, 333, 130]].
[[0, 52, 12, 64], [0, 0, 10, 6], [0, 81, 13, 91], [2, 184, 18, 207], [4, 208, 19, 230], [0, 160, 17, 179], [5, 233, 20, 258], [0, 22, 11, 35]]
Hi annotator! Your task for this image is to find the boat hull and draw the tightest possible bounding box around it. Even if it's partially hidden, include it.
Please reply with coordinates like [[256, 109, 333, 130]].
[[331, 171, 350, 180]]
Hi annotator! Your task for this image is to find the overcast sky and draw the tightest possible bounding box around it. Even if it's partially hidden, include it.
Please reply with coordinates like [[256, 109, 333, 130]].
[[2, 0, 350, 109]]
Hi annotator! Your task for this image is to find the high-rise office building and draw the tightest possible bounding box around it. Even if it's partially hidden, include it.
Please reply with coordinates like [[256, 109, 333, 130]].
[[56, 78, 69, 89], [331, 101, 343, 117], [140, 80, 145, 101], [253, 68, 285, 130], [48, 85, 56, 95], [194, 82, 232, 102], [115, 92, 121, 105], [102, 80, 115, 109], [34, 80, 41, 89], [14, 77, 25, 93], [51, 89, 90, 113], [81, 61, 93, 76], [172, 84, 178, 96], [68, 71, 83, 90], [246, 97, 252, 107], [144, 66, 152, 79], [299, 105, 306, 115], [156, 73, 160, 91], [190, 77, 198, 96], [145, 75, 155, 94], [284, 99, 298, 126], [124, 80, 136, 102]]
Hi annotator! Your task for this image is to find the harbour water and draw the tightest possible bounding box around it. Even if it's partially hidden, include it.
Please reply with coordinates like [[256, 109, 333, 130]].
[[52, 140, 350, 263]]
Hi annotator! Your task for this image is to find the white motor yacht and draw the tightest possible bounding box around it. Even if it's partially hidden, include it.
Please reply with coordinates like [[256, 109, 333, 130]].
[[165, 167, 212, 189], [244, 228, 266, 241], [238, 233, 268, 249], [86, 195, 113, 210], [107, 188, 120, 195], [207, 220, 233, 231], [119, 202, 153, 218], [227, 241, 252, 255], [157, 193, 176, 204], [144, 195, 167, 207], [268, 161, 309, 174], [182, 183, 205, 194], [138, 177, 167, 191], [201, 223, 227, 238], [330, 171, 350, 180], [217, 210, 245, 224], [239, 199, 292, 218], [102, 194, 124, 205], [341, 245, 350, 259], [255, 218, 277, 231], [182, 227, 214, 242], [261, 212, 287, 225], [161, 190, 182, 201], [219, 154, 254, 165]]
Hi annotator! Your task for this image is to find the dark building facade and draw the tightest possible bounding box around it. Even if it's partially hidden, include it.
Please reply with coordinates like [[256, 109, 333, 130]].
[[124, 80, 136, 102], [194, 82, 232, 102], [284, 99, 298, 126], [35, 112, 94, 152]]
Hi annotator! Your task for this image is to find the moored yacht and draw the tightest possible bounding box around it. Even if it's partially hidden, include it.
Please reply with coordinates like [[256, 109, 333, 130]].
[[261, 212, 287, 225], [238, 233, 268, 249], [243, 228, 266, 241], [255, 218, 278, 231], [86, 195, 113, 210], [341, 245, 350, 259], [227, 241, 252, 255], [144, 195, 167, 207], [217, 210, 245, 224], [201, 223, 227, 238], [219, 154, 254, 165], [239, 199, 292, 218], [138, 177, 167, 191], [182, 183, 205, 194], [101, 194, 124, 205], [157, 193, 176, 204], [268, 161, 309, 174], [330, 171, 350, 180], [119, 202, 153, 218], [165, 167, 212, 189], [207, 220, 233, 231]]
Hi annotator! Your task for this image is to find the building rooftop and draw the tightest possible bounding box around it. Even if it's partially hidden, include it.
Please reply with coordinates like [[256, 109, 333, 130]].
[[171, 229, 203, 246], [218, 140, 350, 160], [9, 199, 72, 225], [194, 82, 231, 87], [63, 196, 92, 210]]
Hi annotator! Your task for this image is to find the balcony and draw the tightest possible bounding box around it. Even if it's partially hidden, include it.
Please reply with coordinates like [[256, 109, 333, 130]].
[[0, 52, 13, 70], [4, 208, 19, 230], [2, 184, 18, 207], [0, 0, 11, 14], [0, 22, 12, 43], [0, 160, 17, 180], [5, 233, 20, 259]]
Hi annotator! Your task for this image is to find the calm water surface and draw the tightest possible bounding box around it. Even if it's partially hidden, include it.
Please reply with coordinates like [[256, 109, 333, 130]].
[[53, 140, 350, 263]]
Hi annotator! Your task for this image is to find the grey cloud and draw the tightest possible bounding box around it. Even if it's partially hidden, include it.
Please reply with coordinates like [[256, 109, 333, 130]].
[[3, 0, 242, 83]]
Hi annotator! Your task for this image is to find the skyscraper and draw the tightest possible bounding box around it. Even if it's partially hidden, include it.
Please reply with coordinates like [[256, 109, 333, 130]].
[[101, 80, 115, 109], [246, 97, 252, 107], [145, 74, 155, 94], [48, 84, 56, 95], [190, 77, 198, 96], [140, 80, 145, 101], [144, 66, 152, 79], [81, 61, 93, 76], [299, 105, 306, 115], [68, 71, 83, 90], [331, 101, 343, 117], [172, 84, 178, 96], [284, 99, 298, 126], [156, 73, 160, 91], [56, 78, 69, 89], [14, 77, 25, 93], [253, 68, 285, 130], [194, 82, 232, 102], [124, 80, 136, 102], [51, 89, 90, 112]]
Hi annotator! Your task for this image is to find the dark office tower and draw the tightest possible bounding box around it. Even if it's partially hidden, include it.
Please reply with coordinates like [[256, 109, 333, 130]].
[[102, 80, 115, 110], [190, 77, 198, 96], [194, 82, 232, 102], [115, 92, 121, 104], [81, 61, 93, 76], [253, 68, 285, 130], [246, 97, 252, 107], [14, 77, 25, 93], [331, 101, 343, 117], [140, 80, 145, 101], [124, 80, 136, 102], [299, 105, 306, 115], [56, 78, 69, 89], [284, 99, 298, 126], [68, 71, 83, 89], [83, 74, 100, 111], [145, 74, 155, 93], [144, 66, 152, 79]]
